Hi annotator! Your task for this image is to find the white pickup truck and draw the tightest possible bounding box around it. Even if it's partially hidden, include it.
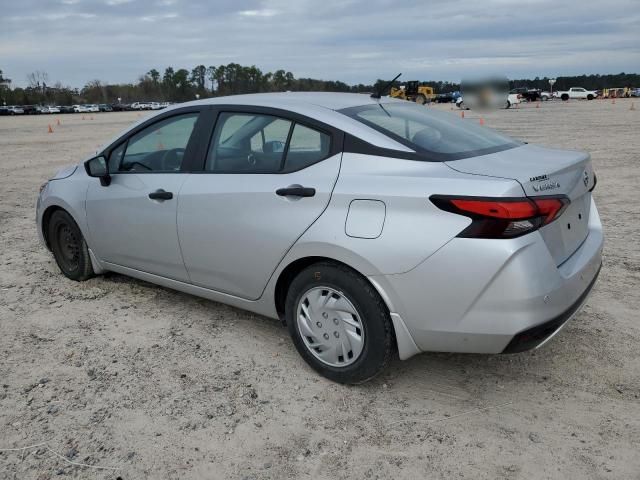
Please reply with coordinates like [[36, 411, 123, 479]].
[[553, 87, 598, 101]]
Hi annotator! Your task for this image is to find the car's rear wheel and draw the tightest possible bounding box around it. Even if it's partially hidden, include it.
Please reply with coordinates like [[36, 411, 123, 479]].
[[285, 262, 394, 384], [587, 94, 594, 100], [48, 210, 94, 281], [561, 93, 569, 101]]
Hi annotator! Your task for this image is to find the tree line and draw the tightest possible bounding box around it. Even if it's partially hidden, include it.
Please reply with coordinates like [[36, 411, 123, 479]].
[[1, 66, 638, 106]]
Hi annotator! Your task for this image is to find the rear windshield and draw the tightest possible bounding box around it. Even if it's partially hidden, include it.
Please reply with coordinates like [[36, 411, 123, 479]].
[[340, 103, 521, 161]]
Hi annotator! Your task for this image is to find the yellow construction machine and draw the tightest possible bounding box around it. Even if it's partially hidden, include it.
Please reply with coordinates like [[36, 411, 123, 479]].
[[389, 81, 435, 104]]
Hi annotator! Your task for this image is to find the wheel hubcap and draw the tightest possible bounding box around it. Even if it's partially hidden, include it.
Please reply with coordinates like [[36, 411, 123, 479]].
[[296, 287, 365, 367], [56, 224, 80, 271]]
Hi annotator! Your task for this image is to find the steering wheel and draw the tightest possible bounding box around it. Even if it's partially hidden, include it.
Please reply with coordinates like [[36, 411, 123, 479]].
[[160, 148, 185, 171]]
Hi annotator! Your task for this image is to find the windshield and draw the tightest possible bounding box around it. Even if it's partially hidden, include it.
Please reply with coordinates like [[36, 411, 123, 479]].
[[340, 103, 521, 161]]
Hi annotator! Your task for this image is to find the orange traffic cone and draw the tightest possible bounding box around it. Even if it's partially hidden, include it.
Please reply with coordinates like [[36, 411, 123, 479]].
[[461, 111, 465, 119], [47, 124, 53, 134], [90, 116, 94, 120], [56, 119, 61, 126], [479, 117, 484, 126]]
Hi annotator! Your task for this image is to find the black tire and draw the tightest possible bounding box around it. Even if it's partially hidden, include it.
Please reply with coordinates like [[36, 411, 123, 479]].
[[285, 262, 394, 384], [587, 94, 594, 100], [505, 100, 511, 109], [48, 210, 94, 281], [561, 93, 569, 101]]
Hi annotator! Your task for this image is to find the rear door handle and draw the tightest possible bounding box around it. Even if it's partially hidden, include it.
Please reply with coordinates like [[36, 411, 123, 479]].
[[276, 186, 316, 198], [148, 189, 173, 200]]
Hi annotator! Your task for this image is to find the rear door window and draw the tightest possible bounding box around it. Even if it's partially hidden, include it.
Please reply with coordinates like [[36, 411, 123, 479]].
[[206, 112, 331, 173]]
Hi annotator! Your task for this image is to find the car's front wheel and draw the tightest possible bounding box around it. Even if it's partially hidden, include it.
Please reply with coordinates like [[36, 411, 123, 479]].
[[48, 210, 94, 281], [285, 262, 394, 384]]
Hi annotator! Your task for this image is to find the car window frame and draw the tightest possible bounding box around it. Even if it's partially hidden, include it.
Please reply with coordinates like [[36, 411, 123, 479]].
[[195, 105, 344, 175], [100, 106, 212, 175]]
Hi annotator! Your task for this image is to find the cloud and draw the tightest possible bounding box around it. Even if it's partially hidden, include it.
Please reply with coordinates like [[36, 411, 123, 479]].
[[1, 0, 638, 87], [238, 9, 279, 17]]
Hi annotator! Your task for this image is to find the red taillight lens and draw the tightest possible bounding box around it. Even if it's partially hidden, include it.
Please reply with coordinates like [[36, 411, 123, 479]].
[[430, 195, 569, 239]]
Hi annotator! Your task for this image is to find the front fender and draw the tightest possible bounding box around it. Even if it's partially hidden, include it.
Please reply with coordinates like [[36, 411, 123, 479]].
[[37, 170, 91, 250]]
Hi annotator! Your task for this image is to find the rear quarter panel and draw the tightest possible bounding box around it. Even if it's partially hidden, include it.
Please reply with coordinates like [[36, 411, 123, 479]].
[[283, 153, 527, 276]]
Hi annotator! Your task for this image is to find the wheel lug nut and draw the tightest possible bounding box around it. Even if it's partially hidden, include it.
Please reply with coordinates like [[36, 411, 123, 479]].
[[323, 333, 330, 340], [322, 312, 328, 319], [334, 331, 339, 338], [316, 322, 322, 328], [333, 318, 339, 325]]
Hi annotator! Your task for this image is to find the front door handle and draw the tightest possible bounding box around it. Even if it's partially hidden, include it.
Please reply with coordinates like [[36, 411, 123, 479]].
[[276, 186, 316, 198], [148, 189, 173, 200]]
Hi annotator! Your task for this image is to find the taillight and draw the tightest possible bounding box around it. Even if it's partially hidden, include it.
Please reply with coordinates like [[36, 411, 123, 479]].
[[430, 195, 570, 239]]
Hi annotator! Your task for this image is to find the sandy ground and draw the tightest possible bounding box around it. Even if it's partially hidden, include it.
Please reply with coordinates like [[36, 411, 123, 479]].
[[0, 99, 639, 479]]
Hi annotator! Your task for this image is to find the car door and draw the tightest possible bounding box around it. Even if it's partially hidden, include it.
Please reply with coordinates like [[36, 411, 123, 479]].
[[177, 108, 343, 300], [86, 109, 204, 282]]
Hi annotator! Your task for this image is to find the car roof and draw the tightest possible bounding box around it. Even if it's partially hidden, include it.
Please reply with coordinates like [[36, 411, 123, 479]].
[[97, 92, 417, 156], [191, 92, 400, 111]]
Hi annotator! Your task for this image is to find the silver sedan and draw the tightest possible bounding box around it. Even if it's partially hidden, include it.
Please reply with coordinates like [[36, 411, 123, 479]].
[[36, 93, 603, 383]]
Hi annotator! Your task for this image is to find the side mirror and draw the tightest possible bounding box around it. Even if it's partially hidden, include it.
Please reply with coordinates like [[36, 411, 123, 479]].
[[84, 156, 111, 186]]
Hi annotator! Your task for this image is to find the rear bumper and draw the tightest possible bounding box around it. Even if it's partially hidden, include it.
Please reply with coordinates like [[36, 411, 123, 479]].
[[371, 197, 604, 355], [502, 262, 601, 353]]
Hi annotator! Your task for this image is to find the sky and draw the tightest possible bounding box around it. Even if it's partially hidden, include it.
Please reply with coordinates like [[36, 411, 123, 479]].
[[1, 0, 639, 88]]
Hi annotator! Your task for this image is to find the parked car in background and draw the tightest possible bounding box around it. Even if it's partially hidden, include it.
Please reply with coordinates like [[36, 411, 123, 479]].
[[631, 88, 640, 97], [72, 105, 89, 113], [36, 92, 603, 383], [149, 102, 163, 110], [22, 105, 42, 115], [111, 103, 130, 111], [0, 106, 9, 115], [41, 106, 61, 114], [85, 104, 100, 113], [435, 92, 461, 103], [99, 104, 113, 112], [553, 87, 598, 101], [540, 91, 552, 101], [131, 102, 150, 110], [6, 105, 25, 115], [510, 87, 541, 102], [59, 105, 75, 114]]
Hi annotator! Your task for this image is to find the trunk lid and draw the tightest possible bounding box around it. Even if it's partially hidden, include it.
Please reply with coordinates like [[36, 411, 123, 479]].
[[445, 144, 595, 265]]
